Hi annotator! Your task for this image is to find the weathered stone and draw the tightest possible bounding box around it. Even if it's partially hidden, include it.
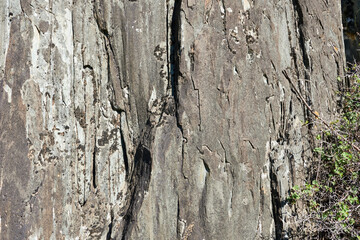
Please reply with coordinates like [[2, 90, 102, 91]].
[[0, 0, 346, 239]]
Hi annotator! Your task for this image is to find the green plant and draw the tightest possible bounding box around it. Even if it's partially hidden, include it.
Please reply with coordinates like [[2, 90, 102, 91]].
[[289, 67, 360, 239]]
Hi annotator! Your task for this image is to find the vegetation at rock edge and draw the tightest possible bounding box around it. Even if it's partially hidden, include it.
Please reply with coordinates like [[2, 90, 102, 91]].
[[289, 65, 360, 239]]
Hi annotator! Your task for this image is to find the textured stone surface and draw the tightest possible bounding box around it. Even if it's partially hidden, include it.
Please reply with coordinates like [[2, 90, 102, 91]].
[[0, 0, 345, 239]]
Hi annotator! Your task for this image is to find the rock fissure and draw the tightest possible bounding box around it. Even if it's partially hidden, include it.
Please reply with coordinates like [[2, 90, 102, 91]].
[[190, 76, 202, 130], [120, 128, 129, 179], [92, 146, 97, 189], [170, 0, 183, 133], [94, 6, 124, 112], [269, 153, 283, 239], [106, 210, 114, 240], [121, 143, 152, 239], [169, 0, 188, 184], [180, 9, 193, 28], [292, 0, 313, 126], [220, 0, 236, 54], [176, 197, 181, 238], [166, 1, 170, 90], [292, 0, 310, 71]]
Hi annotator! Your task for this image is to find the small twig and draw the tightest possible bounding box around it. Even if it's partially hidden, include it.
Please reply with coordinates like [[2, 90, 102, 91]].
[[282, 70, 360, 153]]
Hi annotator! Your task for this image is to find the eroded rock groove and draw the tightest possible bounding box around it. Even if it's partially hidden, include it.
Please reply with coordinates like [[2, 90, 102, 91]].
[[170, 0, 183, 133]]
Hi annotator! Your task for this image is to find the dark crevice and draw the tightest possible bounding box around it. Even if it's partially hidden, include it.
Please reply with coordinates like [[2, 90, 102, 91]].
[[288, 151, 295, 184], [292, 0, 310, 70], [191, 76, 202, 130], [121, 144, 152, 240], [176, 197, 181, 238], [270, 103, 276, 130], [202, 159, 210, 173], [106, 39, 123, 112], [170, 0, 183, 134], [109, 97, 123, 114], [170, 0, 181, 98], [106, 210, 114, 240], [120, 129, 129, 178], [269, 156, 283, 239], [181, 9, 193, 28], [92, 146, 97, 189], [279, 101, 287, 141], [166, 2, 170, 90], [292, 0, 313, 128], [83, 64, 93, 70], [170, 1, 187, 190], [93, 6, 124, 112]]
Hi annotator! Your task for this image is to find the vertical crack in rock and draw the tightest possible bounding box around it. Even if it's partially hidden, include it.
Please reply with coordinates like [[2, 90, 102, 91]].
[[191, 76, 202, 130], [92, 146, 97, 189], [170, 0, 183, 133], [105, 41, 123, 112], [93, 1, 131, 176], [220, 0, 236, 54], [169, 0, 188, 183], [121, 143, 152, 239], [176, 196, 181, 238], [92, 4, 134, 238], [166, 1, 171, 90], [269, 152, 283, 239], [93, 5, 124, 112], [292, 0, 310, 71], [292, 0, 313, 122], [120, 128, 129, 178], [106, 210, 114, 240], [291, 0, 316, 179]]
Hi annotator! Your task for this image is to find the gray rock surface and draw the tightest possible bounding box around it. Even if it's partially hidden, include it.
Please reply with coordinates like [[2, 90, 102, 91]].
[[0, 0, 346, 239]]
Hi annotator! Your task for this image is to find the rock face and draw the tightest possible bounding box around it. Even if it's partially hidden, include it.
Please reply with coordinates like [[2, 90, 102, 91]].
[[0, 0, 345, 239]]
